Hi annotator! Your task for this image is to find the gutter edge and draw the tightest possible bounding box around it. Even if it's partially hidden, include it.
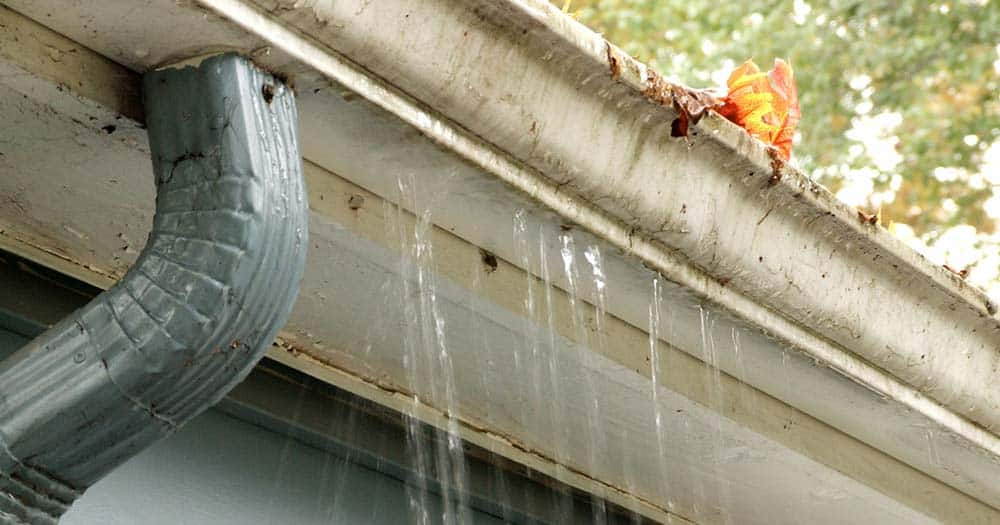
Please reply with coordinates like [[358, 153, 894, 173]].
[[195, 0, 1000, 462]]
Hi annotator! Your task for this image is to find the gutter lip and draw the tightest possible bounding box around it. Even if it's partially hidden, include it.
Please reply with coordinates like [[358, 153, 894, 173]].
[[510, 0, 998, 318], [193, 0, 1000, 462]]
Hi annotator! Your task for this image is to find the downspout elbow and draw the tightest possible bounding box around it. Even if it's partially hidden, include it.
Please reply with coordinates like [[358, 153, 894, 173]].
[[0, 54, 307, 523]]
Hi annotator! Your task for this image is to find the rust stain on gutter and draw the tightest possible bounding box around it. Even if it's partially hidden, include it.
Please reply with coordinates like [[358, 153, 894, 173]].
[[604, 40, 622, 80], [767, 148, 785, 185], [603, 40, 644, 86]]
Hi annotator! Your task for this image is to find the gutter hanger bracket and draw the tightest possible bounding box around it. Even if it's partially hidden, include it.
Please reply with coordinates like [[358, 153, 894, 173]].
[[0, 54, 307, 523]]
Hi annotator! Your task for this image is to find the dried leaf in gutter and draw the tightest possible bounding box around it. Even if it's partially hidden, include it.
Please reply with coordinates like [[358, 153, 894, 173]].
[[672, 86, 724, 137], [943, 264, 970, 279], [857, 207, 882, 225], [718, 58, 800, 160], [644, 70, 723, 138]]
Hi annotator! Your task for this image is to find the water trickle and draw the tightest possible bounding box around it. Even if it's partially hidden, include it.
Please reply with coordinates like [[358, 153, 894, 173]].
[[699, 306, 735, 525], [393, 175, 472, 525], [511, 210, 533, 380], [731, 327, 758, 416], [781, 347, 792, 397], [584, 245, 607, 295], [926, 428, 941, 467], [513, 211, 542, 430], [269, 383, 309, 510], [560, 233, 609, 525], [559, 235, 576, 293], [648, 276, 676, 512], [586, 244, 644, 522], [392, 184, 433, 525], [320, 400, 362, 520]]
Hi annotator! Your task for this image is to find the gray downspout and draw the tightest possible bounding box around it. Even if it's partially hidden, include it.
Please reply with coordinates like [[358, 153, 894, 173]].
[[0, 54, 307, 523]]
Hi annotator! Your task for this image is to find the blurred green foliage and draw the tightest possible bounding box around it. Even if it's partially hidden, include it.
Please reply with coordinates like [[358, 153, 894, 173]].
[[557, 0, 1000, 239]]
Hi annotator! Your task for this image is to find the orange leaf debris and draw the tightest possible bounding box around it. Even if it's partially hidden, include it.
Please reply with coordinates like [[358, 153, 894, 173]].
[[718, 58, 800, 160]]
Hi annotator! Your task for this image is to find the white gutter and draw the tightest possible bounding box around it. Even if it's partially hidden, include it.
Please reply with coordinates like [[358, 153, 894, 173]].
[[196, 0, 1000, 502], [201, 0, 1000, 444]]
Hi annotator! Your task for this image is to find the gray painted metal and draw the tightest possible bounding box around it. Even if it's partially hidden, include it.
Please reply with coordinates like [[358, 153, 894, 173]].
[[0, 54, 307, 523]]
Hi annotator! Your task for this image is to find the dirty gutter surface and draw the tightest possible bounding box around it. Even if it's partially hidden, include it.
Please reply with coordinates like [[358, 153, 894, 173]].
[[1, 0, 999, 523]]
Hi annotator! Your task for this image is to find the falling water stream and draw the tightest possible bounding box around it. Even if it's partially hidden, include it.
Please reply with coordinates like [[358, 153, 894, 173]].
[[232, 161, 949, 525], [537, 224, 579, 523], [513, 211, 577, 522], [392, 174, 473, 525], [647, 277, 675, 515], [376, 192, 755, 523], [559, 234, 610, 525], [699, 308, 734, 525]]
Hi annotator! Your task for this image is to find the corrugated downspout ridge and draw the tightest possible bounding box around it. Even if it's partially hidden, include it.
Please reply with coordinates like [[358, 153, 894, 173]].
[[0, 54, 307, 523]]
